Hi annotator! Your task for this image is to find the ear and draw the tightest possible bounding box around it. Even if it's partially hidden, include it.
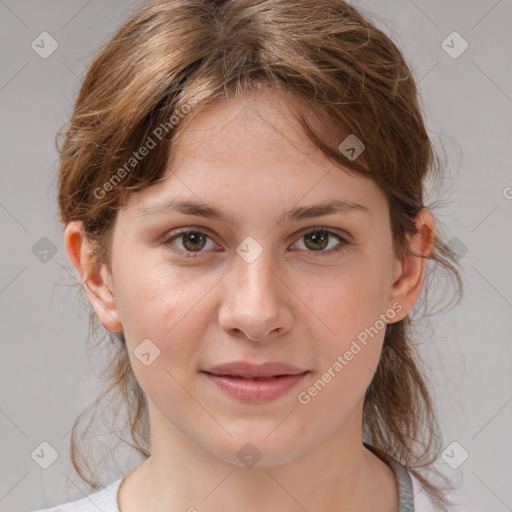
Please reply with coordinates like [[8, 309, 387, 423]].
[[387, 209, 435, 323], [64, 221, 122, 332]]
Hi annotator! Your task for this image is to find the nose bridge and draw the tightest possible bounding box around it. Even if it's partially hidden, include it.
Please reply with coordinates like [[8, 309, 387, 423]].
[[218, 237, 292, 340], [232, 239, 277, 306]]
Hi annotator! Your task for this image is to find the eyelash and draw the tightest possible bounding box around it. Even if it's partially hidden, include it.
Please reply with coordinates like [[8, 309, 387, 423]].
[[161, 226, 353, 259]]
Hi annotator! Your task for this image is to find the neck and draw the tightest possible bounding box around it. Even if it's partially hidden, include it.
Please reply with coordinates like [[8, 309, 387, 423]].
[[118, 401, 398, 512]]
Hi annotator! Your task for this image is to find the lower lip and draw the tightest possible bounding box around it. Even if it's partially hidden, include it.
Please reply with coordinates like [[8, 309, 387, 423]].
[[203, 372, 308, 403]]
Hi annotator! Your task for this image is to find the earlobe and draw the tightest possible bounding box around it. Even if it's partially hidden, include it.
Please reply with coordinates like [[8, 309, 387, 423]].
[[387, 209, 435, 323], [64, 221, 122, 332]]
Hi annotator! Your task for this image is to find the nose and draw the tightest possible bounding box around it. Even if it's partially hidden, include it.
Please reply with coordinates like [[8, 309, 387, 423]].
[[217, 245, 294, 342]]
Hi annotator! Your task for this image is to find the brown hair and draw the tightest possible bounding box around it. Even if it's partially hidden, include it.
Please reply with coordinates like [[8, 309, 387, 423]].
[[55, 0, 463, 509]]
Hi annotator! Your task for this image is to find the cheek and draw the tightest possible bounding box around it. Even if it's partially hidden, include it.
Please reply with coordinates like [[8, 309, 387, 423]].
[[113, 266, 209, 381], [298, 289, 386, 416], [115, 259, 207, 335], [121, 286, 212, 410], [307, 270, 389, 343], [301, 264, 390, 388]]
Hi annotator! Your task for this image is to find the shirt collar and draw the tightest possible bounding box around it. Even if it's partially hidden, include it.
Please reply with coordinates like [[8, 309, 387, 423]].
[[363, 442, 415, 512]]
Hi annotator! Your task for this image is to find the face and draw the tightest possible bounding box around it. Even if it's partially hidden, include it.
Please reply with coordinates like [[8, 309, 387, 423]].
[[69, 89, 428, 468]]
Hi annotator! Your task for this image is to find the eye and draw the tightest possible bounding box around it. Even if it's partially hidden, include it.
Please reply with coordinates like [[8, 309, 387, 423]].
[[162, 226, 352, 259], [162, 228, 220, 258], [291, 227, 352, 257]]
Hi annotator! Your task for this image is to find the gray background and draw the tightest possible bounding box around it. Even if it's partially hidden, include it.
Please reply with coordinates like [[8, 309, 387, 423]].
[[1, 0, 511, 511]]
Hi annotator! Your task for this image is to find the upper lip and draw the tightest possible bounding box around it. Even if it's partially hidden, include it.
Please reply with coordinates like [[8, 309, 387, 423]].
[[202, 361, 308, 378]]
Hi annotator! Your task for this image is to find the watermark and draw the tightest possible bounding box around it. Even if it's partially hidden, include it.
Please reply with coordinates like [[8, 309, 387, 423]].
[[338, 134, 365, 161], [237, 441, 263, 468], [31, 441, 59, 469], [31, 31, 58, 59], [441, 441, 469, 469], [446, 236, 468, 261], [441, 31, 468, 60], [297, 301, 403, 405], [93, 98, 198, 200], [133, 338, 161, 366], [32, 236, 58, 263]]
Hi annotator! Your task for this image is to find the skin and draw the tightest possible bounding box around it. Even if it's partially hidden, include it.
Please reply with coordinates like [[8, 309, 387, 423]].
[[65, 89, 434, 512]]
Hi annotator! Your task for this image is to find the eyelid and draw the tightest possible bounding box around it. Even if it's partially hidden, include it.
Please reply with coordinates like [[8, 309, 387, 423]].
[[296, 225, 353, 242], [161, 226, 222, 255], [162, 225, 353, 242], [290, 226, 353, 257], [161, 225, 354, 258]]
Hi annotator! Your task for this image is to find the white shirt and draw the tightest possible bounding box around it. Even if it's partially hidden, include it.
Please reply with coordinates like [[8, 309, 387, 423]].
[[33, 470, 444, 511]]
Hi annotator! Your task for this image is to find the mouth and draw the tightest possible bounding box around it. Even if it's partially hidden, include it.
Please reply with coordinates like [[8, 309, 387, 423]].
[[203, 372, 306, 381], [205, 374, 294, 380], [202, 361, 308, 379], [201, 363, 310, 403]]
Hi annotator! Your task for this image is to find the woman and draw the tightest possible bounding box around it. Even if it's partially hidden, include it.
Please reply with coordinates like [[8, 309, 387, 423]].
[[36, 0, 463, 510]]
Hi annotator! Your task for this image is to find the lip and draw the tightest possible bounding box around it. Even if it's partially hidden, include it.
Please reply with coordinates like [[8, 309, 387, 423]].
[[201, 361, 309, 403], [203, 361, 308, 378]]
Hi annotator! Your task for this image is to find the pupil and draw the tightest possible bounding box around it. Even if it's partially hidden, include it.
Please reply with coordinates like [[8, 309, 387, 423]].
[[184, 232, 206, 251], [306, 231, 328, 251]]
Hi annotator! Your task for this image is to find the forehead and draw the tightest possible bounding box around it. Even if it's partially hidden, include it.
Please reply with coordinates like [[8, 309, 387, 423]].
[[121, 90, 387, 224], [170, 89, 318, 162]]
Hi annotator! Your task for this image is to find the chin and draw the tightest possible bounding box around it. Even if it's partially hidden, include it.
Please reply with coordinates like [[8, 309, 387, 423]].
[[204, 424, 312, 469]]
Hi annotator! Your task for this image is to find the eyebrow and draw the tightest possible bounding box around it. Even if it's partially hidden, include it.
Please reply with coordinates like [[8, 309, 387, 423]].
[[136, 198, 370, 223]]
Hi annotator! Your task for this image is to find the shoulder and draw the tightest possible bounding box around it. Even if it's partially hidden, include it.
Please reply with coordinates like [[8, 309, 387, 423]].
[[33, 478, 123, 512]]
